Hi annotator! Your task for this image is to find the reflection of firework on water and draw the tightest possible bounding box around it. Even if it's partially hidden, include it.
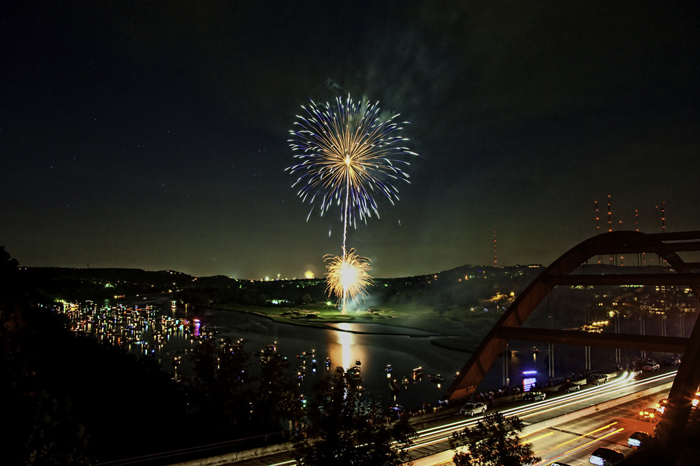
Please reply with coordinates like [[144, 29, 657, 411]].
[[286, 95, 417, 233], [324, 249, 373, 310]]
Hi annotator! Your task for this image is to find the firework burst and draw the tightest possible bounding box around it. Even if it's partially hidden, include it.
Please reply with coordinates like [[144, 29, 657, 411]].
[[324, 249, 373, 311], [286, 95, 417, 244]]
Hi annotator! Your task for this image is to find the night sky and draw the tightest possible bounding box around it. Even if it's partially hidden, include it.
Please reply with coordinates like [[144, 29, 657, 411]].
[[2, 1, 699, 279]]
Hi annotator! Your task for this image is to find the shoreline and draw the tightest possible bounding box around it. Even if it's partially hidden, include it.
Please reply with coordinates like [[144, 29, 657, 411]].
[[207, 306, 478, 353]]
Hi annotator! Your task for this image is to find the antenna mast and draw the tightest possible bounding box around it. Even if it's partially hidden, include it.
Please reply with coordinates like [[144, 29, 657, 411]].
[[493, 230, 498, 268]]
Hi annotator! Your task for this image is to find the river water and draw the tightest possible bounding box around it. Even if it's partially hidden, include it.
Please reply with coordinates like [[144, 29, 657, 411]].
[[181, 308, 522, 410], [200, 309, 460, 409], [188, 308, 678, 409], [68, 298, 662, 411]]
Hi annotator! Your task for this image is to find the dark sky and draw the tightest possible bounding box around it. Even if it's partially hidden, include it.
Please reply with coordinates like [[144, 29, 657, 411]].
[[2, 0, 699, 279]]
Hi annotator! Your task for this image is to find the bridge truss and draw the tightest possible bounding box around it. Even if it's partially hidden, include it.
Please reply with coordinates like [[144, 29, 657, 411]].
[[444, 230, 700, 452]]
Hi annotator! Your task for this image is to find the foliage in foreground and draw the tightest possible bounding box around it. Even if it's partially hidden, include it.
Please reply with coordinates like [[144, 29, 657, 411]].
[[449, 411, 540, 466], [294, 373, 416, 466], [188, 337, 301, 435], [1, 247, 302, 465]]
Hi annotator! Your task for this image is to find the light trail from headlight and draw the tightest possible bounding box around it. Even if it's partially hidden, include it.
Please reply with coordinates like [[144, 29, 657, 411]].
[[533, 427, 624, 466], [525, 432, 554, 444], [553, 421, 618, 449], [407, 371, 675, 451], [276, 371, 677, 463]]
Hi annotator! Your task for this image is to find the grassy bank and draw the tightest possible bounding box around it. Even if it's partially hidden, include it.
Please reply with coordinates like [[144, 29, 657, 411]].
[[212, 302, 499, 351]]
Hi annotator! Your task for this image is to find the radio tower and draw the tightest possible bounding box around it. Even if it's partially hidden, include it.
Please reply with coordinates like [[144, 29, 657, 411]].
[[636, 209, 644, 266], [661, 201, 666, 266], [619, 220, 624, 266], [607, 195, 614, 265], [655, 202, 667, 233], [655, 202, 667, 266], [595, 200, 601, 264], [493, 230, 498, 268]]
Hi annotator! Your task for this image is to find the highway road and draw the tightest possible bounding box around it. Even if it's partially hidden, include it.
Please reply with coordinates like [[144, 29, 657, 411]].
[[404, 370, 673, 465], [232, 370, 675, 466], [411, 389, 663, 465]]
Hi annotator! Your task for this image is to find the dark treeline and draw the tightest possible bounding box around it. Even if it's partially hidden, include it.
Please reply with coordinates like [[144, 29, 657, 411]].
[[1, 249, 304, 465], [21, 264, 545, 312]]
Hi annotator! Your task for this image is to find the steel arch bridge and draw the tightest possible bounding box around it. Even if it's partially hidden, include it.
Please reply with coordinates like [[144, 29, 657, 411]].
[[444, 230, 700, 452]]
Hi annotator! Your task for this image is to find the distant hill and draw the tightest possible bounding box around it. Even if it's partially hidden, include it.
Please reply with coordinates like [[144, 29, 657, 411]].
[[22, 266, 193, 286], [19, 264, 547, 310], [21, 264, 545, 289]]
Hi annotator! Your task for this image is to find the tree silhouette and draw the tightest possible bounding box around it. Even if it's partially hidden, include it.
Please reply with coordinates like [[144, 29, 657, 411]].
[[255, 353, 300, 432], [189, 337, 254, 436], [450, 411, 540, 466], [294, 374, 415, 465], [0, 248, 92, 464]]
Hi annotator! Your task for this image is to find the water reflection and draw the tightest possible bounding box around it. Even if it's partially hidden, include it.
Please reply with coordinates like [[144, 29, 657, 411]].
[[337, 323, 354, 369], [59, 302, 560, 410]]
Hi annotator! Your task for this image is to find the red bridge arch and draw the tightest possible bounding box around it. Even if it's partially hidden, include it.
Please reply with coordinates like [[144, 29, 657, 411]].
[[444, 230, 700, 451]]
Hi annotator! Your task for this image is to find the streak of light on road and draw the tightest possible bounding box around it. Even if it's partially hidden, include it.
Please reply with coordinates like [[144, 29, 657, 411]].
[[525, 432, 554, 444], [407, 371, 674, 453], [534, 427, 625, 466], [263, 371, 675, 466], [553, 421, 618, 449]]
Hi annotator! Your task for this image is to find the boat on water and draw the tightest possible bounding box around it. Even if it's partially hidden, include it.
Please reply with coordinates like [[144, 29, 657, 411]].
[[385, 364, 393, 372], [257, 344, 277, 362], [428, 374, 444, 383], [412, 366, 424, 380]]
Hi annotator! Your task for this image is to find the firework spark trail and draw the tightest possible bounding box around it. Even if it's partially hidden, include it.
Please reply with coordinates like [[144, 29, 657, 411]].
[[288, 95, 415, 311], [324, 249, 373, 311], [286, 95, 418, 248]]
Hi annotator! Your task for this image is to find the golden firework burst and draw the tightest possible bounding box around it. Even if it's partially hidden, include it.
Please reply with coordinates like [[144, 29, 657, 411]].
[[324, 249, 373, 312]]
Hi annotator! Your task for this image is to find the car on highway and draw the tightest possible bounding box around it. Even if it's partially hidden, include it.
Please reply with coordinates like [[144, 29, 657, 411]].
[[642, 361, 660, 371], [666, 356, 681, 366], [523, 390, 546, 401], [656, 398, 669, 414], [627, 431, 652, 449], [558, 382, 580, 393], [639, 407, 658, 422], [589, 447, 624, 465], [459, 401, 487, 416], [387, 404, 405, 420], [587, 373, 609, 386]]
